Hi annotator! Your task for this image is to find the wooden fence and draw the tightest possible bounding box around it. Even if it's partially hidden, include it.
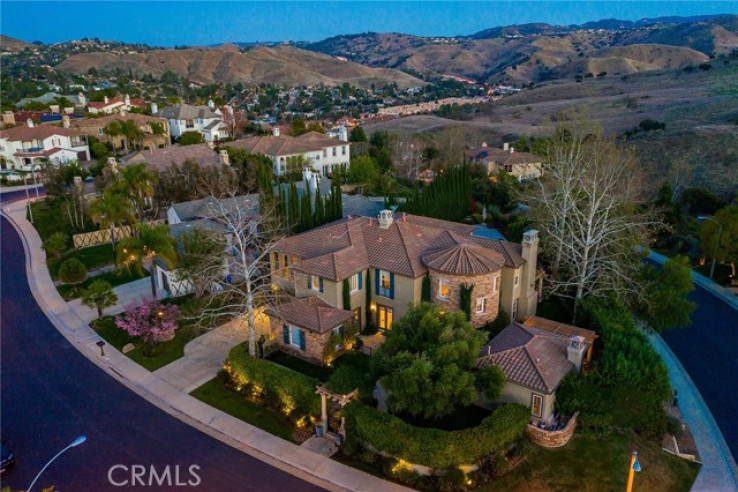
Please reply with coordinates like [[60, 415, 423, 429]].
[[72, 220, 165, 249]]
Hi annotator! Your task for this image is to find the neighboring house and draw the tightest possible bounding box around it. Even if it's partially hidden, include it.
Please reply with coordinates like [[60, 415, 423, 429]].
[[87, 94, 146, 115], [2, 111, 83, 128], [475, 320, 596, 423], [467, 142, 543, 180], [154, 194, 260, 298], [0, 119, 90, 176], [16, 91, 86, 109], [156, 104, 228, 142], [121, 143, 223, 171], [228, 129, 350, 177], [267, 210, 542, 364], [266, 297, 354, 365], [70, 114, 170, 150]]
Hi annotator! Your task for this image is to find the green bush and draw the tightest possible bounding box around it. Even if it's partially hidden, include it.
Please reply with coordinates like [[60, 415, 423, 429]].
[[179, 131, 205, 146], [42, 232, 69, 260], [327, 363, 373, 398], [58, 258, 88, 284], [343, 401, 529, 469], [224, 343, 320, 419]]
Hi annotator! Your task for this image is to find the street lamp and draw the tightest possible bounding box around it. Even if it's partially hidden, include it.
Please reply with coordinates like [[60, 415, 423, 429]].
[[626, 450, 641, 492], [27, 435, 87, 492], [697, 215, 723, 280]]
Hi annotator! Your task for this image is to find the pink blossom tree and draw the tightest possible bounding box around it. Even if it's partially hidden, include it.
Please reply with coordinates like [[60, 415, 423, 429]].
[[115, 298, 179, 356]]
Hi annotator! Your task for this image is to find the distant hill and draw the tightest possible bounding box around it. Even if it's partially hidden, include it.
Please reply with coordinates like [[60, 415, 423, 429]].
[[0, 35, 35, 52], [57, 45, 423, 88], [306, 15, 738, 85]]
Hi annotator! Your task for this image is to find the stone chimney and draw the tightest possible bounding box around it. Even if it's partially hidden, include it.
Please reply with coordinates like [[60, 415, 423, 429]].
[[519, 229, 539, 318], [104, 96, 109, 104], [309, 173, 319, 194], [481, 142, 487, 148], [124, 94, 131, 106], [567, 336, 587, 372], [26, 118, 35, 128], [49, 104, 60, 114], [207, 99, 215, 109], [120, 109, 127, 116], [78, 92, 87, 107], [503, 142, 509, 151], [62, 115, 70, 128], [219, 150, 230, 166], [107, 156, 119, 173], [510, 146, 514, 153], [377, 210, 394, 229], [272, 127, 280, 137], [150, 102, 159, 115], [338, 126, 348, 142], [2, 111, 15, 126]]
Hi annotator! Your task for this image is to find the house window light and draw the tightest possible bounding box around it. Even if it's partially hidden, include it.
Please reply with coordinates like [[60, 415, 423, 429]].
[[475, 297, 486, 314], [438, 279, 450, 299]]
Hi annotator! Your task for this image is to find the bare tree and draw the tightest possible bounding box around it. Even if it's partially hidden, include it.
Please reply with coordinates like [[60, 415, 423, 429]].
[[526, 114, 664, 315], [175, 192, 285, 356]]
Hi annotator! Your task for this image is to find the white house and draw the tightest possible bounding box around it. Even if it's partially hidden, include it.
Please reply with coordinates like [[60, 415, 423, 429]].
[[227, 129, 350, 177], [0, 119, 90, 178], [156, 104, 228, 142], [87, 94, 146, 115]]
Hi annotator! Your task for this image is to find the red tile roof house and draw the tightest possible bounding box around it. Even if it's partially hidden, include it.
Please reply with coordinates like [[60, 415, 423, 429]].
[[0, 119, 90, 179], [475, 320, 596, 423], [69, 113, 170, 151], [87, 94, 146, 115], [467, 142, 543, 180], [267, 209, 543, 365]]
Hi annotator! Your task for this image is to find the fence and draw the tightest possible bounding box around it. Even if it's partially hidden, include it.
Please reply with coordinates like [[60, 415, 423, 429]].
[[72, 220, 165, 249]]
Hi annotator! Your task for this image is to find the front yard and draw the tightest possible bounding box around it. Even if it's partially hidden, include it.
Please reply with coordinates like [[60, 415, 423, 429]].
[[92, 316, 197, 371], [57, 268, 148, 300]]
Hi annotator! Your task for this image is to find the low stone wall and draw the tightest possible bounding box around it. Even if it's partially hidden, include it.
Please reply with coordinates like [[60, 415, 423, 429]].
[[526, 412, 579, 448]]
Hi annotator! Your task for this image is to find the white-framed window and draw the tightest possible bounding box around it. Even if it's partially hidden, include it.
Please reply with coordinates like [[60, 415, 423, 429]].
[[289, 326, 302, 349], [438, 279, 450, 299], [475, 297, 486, 314], [493, 275, 500, 293], [514, 274, 520, 287], [323, 149, 327, 158], [349, 273, 360, 292], [332, 147, 337, 157], [331, 326, 344, 350], [531, 394, 543, 418], [378, 270, 392, 298], [342, 146, 347, 156], [309, 275, 321, 291]]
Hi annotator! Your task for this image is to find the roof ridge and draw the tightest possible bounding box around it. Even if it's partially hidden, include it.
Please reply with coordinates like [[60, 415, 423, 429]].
[[522, 345, 551, 393]]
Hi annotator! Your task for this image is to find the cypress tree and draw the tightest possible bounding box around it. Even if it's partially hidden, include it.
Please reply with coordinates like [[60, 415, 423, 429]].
[[343, 279, 351, 310], [314, 191, 325, 226], [288, 181, 299, 233]]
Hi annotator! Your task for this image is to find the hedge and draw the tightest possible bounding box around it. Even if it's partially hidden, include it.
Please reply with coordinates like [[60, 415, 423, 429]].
[[224, 344, 321, 420], [343, 401, 529, 469]]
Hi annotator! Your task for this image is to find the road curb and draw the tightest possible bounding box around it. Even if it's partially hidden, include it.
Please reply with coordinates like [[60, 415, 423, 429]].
[[2, 201, 411, 492]]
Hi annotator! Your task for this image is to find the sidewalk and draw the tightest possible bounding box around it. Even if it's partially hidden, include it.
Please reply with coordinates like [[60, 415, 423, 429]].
[[2, 199, 411, 492], [68, 276, 152, 324]]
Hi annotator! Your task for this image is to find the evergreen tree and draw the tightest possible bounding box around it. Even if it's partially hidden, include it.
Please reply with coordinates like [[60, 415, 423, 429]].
[[314, 191, 325, 226]]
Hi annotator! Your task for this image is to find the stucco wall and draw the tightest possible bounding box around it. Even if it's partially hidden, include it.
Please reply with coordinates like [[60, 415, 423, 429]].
[[498, 381, 556, 423]]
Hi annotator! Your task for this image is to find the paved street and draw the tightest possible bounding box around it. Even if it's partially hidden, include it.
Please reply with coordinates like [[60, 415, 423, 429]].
[[661, 284, 738, 462], [1, 207, 323, 491]]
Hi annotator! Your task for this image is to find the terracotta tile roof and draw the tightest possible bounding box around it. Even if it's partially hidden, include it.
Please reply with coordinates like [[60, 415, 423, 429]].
[[274, 213, 525, 281], [88, 97, 124, 109], [467, 146, 541, 165], [422, 242, 505, 276], [266, 296, 354, 334], [14, 147, 64, 157], [0, 124, 81, 141], [70, 114, 167, 130], [523, 316, 598, 346], [476, 322, 577, 394], [122, 143, 219, 170], [228, 133, 343, 157]]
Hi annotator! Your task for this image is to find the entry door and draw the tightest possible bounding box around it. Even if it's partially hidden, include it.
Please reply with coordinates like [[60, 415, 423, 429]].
[[377, 305, 393, 330]]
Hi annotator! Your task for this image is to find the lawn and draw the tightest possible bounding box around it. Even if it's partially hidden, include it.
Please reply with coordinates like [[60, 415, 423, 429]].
[[56, 268, 148, 300], [92, 316, 198, 371], [190, 377, 295, 443], [49, 244, 117, 279], [481, 433, 699, 492], [266, 351, 333, 380], [29, 198, 96, 243]]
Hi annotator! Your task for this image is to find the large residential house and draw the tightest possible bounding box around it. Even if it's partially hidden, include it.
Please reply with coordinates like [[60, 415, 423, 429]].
[[87, 94, 146, 115], [268, 210, 542, 365], [16, 91, 86, 109], [467, 143, 543, 180], [228, 129, 350, 177], [120, 143, 223, 171], [0, 119, 90, 177], [69, 113, 170, 151], [476, 317, 597, 423], [156, 104, 229, 142]]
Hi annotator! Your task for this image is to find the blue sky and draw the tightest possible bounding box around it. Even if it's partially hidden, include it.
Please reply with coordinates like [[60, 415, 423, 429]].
[[2, 1, 737, 46]]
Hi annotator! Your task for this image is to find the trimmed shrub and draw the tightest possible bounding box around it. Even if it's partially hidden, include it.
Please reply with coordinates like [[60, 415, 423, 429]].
[[58, 258, 88, 284], [43, 232, 69, 260], [223, 343, 320, 419], [343, 401, 529, 469]]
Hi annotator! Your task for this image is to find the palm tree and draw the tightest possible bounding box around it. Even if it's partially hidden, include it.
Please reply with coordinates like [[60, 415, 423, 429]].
[[108, 163, 158, 219], [117, 223, 178, 298], [81, 280, 118, 319], [103, 120, 125, 152], [120, 119, 144, 151], [90, 191, 137, 258]]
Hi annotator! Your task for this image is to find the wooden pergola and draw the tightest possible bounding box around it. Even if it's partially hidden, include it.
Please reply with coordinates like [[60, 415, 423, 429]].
[[316, 385, 358, 438]]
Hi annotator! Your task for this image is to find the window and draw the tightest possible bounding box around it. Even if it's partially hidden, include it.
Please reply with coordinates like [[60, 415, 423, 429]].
[[475, 297, 486, 314], [282, 324, 306, 351], [281, 254, 289, 277], [377, 269, 393, 298], [273, 252, 281, 277], [349, 273, 361, 292], [308, 275, 323, 292], [98, 128, 104, 136], [377, 305, 393, 330], [438, 279, 450, 299], [342, 146, 347, 156], [514, 275, 520, 287], [512, 298, 519, 320], [531, 394, 543, 418], [332, 326, 344, 350], [185, 119, 195, 128], [493, 275, 500, 293], [353, 308, 362, 327], [323, 149, 327, 158], [332, 147, 337, 157]]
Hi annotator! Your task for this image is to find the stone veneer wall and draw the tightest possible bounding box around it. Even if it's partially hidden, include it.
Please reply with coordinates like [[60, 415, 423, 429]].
[[268, 316, 331, 365], [526, 412, 579, 448], [428, 269, 501, 328]]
